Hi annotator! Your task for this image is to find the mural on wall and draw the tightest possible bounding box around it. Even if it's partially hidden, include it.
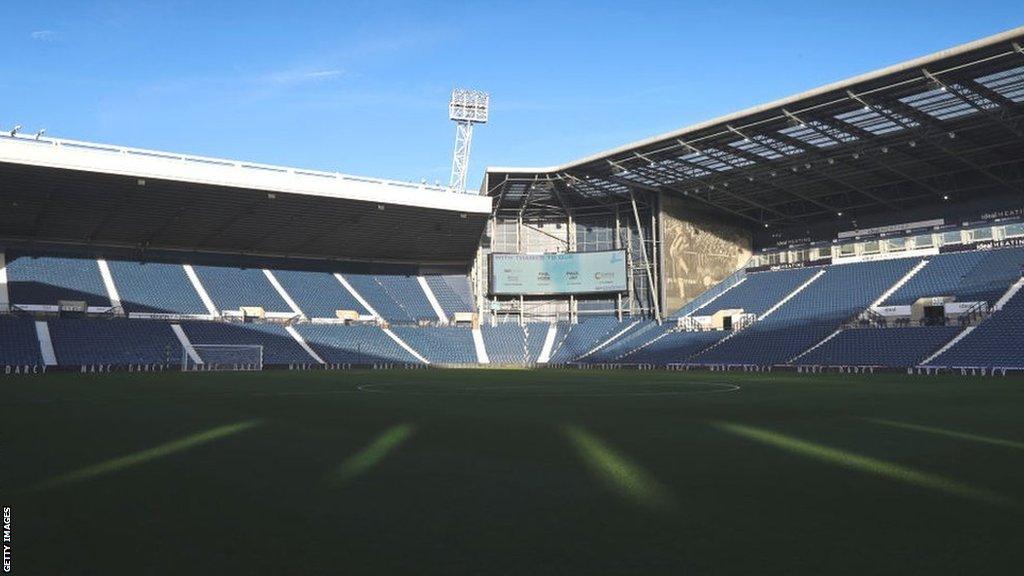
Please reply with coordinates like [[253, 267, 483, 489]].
[[661, 194, 752, 313]]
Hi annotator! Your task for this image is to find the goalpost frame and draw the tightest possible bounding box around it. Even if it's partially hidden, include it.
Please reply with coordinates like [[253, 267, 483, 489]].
[[183, 344, 265, 372]]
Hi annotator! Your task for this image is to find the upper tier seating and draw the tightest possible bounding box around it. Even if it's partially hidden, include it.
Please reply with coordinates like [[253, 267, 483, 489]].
[[181, 321, 312, 365], [884, 247, 1024, 305], [425, 275, 474, 317], [295, 324, 420, 364], [621, 330, 725, 364], [192, 266, 291, 313], [107, 260, 208, 315], [0, 316, 43, 367], [271, 270, 368, 318], [5, 254, 110, 307], [929, 288, 1024, 368], [693, 259, 916, 365], [48, 318, 181, 366], [391, 326, 476, 364], [796, 326, 961, 367], [697, 267, 819, 317], [344, 274, 432, 323], [548, 317, 622, 364]]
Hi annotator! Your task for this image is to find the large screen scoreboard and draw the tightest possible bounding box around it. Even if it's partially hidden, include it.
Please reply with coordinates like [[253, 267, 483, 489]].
[[489, 250, 628, 296]]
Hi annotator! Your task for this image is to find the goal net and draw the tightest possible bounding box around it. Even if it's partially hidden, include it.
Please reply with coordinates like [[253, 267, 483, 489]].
[[183, 344, 264, 372]]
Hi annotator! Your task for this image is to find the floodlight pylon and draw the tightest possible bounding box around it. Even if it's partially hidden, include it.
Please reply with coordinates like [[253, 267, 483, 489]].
[[448, 88, 489, 193]]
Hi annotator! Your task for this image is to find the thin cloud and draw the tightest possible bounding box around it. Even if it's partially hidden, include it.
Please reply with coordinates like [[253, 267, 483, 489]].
[[30, 30, 59, 41], [260, 68, 344, 86]]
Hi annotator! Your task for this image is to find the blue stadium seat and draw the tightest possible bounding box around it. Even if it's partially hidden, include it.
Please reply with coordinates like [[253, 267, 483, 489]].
[[344, 274, 435, 323], [670, 268, 746, 318], [884, 247, 1024, 305], [192, 266, 291, 313], [0, 316, 43, 367], [930, 289, 1024, 368], [107, 260, 208, 314], [181, 321, 312, 365], [523, 323, 549, 363], [586, 320, 671, 362], [424, 275, 474, 316], [481, 324, 526, 364], [621, 330, 725, 364], [391, 326, 476, 363], [5, 253, 110, 307], [48, 318, 181, 366], [548, 317, 622, 364], [693, 259, 916, 365], [795, 326, 961, 367], [272, 269, 369, 318], [295, 324, 420, 364], [698, 267, 819, 317]]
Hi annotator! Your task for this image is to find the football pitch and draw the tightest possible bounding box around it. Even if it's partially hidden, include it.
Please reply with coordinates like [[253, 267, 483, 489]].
[[3, 369, 1023, 575]]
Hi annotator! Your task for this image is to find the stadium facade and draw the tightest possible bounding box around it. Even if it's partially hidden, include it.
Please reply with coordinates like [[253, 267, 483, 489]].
[[2, 26, 1023, 374]]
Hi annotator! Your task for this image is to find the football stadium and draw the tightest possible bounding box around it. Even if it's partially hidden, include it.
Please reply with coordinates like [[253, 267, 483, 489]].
[[4, 16, 1024, 575]]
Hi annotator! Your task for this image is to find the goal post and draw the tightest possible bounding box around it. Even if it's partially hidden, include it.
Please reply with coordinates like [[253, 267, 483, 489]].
[[183, 344, 264, 372]]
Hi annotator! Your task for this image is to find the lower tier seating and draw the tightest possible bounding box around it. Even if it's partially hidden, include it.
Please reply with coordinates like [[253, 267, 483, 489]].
[[296, 324, 420, 364], [548, 317, 622, 364], [930, 289, 1024, 368], [0, 317, 44, 367], [795, 326, 962, 367], [391, 326, 476, 364], [49, 318, 181, 366], [481, 324, 527, 364], [181, 321, 312, 365], [621, 330, 725, 364]]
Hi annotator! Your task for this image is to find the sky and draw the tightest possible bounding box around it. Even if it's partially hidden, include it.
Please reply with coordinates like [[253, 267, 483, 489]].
[[2, 1, 1021, 190]]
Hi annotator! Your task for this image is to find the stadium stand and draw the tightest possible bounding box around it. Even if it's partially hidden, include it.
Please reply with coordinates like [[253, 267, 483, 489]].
[[391, 326, 476, 364], [344, 273, 421, 323], [547, 317, 622, 364], [481, 323, 527, 364], [181, 321, 312, 365], [698, 267, 820, 317], [929, 289, 1024, 368], [692, 259, 917, 366], [621, 330, 725, 364], [585, 320, 671, 362], [48, 318, 181, 367], [191, 266, 292, 314], [0, 316, 44, 367], [271, 269, 369, 318], [670, 268, 746, 318], [795, 326, 963, 367], [883, 247, 1024, 306], [295, 324, 420, 365], [5, 253, 111, 307], [424, 275, 474, 317], [107, 260, 208, 315], [523, 323, 549, 364]]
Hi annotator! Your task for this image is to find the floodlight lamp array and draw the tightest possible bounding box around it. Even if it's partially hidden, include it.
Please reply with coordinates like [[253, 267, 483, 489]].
[[449, 89, 490, 123]]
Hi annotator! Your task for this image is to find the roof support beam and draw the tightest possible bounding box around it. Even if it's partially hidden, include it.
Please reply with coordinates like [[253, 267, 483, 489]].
[[773, 114, 901, 211], [875, 95, 1020, 192], [606, 175, 765, 226]]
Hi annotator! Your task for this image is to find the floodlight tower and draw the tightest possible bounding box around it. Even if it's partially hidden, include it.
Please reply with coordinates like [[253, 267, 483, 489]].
[[448, 88, 489, 193]]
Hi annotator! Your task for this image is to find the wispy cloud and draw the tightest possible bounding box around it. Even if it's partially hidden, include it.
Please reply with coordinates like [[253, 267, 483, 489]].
[[30, 30, 59, 42], [260, 68, 344, 86]]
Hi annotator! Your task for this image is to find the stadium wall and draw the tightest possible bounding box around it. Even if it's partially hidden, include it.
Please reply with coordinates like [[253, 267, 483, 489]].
[[660, 194, 751, 314]]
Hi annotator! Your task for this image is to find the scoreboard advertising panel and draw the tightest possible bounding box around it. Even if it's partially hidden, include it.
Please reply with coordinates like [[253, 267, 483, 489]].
[[489, 250, 628, 296]]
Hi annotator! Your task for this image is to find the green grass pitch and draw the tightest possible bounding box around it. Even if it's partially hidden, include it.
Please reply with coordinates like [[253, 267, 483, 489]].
[[3, 369, 1024, 574]]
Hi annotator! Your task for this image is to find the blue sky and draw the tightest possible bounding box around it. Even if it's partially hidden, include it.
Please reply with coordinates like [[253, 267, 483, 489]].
[[3, 1, 1021, 189]]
